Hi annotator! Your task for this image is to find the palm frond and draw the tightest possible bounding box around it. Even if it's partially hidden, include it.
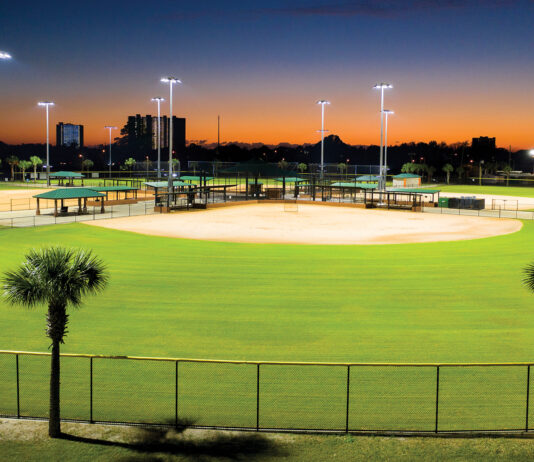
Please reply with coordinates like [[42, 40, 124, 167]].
[[524, 263, 534, 293]]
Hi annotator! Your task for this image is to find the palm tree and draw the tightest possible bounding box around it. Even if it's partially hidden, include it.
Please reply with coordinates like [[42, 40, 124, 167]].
[[6, 155, 19, 181], [297, 163, 307, 174], [190, 161, 198, 175], [124, 157, 136, 176], [2, 247, 108, 438], [82, 159, 94, 173], [457, 165, 465, 182], [426, 165, 436, 183], [18, 160, 32, 182], [30, 156, 43, 183], [442, 163, 454, 184], [502, 165, 512, 186], [525, 263, 534, 294], [401, 162, 415, 174]]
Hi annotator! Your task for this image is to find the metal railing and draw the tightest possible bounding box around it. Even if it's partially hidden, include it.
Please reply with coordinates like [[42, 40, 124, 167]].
[[1, 350, 533, 434], [423, 206, 534, 220]]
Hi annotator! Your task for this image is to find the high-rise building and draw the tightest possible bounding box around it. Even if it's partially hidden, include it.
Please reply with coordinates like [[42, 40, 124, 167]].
[[123, 114, 186, 154], [472, 136, 496, 151], [56, 122, 84, 148]]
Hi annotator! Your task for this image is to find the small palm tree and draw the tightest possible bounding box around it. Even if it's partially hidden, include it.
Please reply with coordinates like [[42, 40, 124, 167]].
[[442, 163, 454, 184], [297, 163, 307, 174], [6, 155, 19, 181], [401, 162, 414, 174], [124, 157, 136, 176], [525, 264, 534, 294], [18, 160, 32, 182], [3, 247, 108, 438], [502, 165, 512, 186], [30, 156, 43, 183], [82, 159, 94, 172]]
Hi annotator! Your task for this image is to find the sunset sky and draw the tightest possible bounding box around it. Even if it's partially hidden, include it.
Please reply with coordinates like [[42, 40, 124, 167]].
[[1, 1, 533, 149]]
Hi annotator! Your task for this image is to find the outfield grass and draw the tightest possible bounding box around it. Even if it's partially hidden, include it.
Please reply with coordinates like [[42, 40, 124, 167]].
[[1, 221, 534, 430], [435, 184, 534, 198]]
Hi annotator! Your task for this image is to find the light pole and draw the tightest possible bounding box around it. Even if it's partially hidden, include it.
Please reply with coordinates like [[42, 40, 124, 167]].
[[161, 77, 182, 206], [316, 100, 330, 179], [0, 51, 12, 60], [104, 126, 117, 178], [38, 102, 54, 186], [151, 97, 165, 178], [373, 83, 392, 190], [383, 110, 394, 187]]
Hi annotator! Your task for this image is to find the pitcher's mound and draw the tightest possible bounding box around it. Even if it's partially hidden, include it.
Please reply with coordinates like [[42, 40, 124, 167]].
[[86, 203, 522, 245]]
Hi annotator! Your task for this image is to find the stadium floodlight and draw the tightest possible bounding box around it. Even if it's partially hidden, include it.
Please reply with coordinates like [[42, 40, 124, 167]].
[[373, 83, 393, 191], [316, 100, 330, 180], [104, 126, 117, 177], [38, 102, 55, 186], [383, 110, 394, 184], [151, 97, 165, 178], [0, 51, 12, 60], [161, 77, 182, 205]]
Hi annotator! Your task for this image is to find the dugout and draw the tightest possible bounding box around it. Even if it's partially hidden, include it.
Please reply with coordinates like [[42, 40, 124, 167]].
[[33, 188, 106, 216], [49, 171, 85, 187]]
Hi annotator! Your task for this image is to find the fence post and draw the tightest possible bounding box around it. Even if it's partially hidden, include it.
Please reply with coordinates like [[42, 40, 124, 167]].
[[16, 354, 20, 418], [90, 357, 94, 423], [346, 365, 351, 432], [256, 363, 260, 431], [175, 361, 179, 426], [526, 365, 531, 432], [435, 366, 440, 433]]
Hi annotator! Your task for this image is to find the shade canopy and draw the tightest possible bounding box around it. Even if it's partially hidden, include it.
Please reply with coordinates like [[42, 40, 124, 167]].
[[393, 173, 421, 179], [48, 171, 84, 178], [144, 181, 196, 188], [356, 175, 380, 182], [33, 188, 104, 200]]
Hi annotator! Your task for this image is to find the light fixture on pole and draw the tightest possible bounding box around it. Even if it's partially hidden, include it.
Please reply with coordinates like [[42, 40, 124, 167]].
[[38, 101, 54, 186], [104, 126, 117, 178], [0, 51, 12, 60], [151, 97, 165, 178], [316, 100, 330, 180], [383, 110, 394, 186], [373, 83, 392, 191], [161, 77, 182, 206]]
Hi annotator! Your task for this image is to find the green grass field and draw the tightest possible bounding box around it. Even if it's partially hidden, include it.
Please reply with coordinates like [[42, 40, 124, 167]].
[[435, 184, 534, 198], [1, 220, 534, 431]]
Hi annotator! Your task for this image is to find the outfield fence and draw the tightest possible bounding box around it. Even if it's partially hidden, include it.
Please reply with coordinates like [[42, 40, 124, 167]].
[[1, 351, 534, 434], [423, 206, 534, 220]]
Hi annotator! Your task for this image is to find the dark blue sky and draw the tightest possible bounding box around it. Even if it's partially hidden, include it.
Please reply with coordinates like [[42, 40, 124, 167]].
[[1, 0, 534, 147]]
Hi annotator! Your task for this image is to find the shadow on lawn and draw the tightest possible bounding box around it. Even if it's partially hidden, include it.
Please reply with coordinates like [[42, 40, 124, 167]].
[[59, 419, 285, 461]]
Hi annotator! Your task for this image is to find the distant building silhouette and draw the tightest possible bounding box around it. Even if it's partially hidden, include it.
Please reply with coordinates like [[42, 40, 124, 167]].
[[472, 136, 496, 151], [56, 122, 84, 148], [123, 114, 186, 154]]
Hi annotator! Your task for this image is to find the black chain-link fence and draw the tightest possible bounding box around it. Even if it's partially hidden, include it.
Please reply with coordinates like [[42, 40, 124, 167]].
[[1, 352, 533, 433]]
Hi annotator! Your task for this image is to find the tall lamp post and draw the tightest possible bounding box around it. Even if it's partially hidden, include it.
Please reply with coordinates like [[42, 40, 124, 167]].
[[38, 102, 54, 186], [316, 100, 330, 179], [373, 83, 392, 191], [151, 97, 165, 178], [383, 110, 394, 186], [0, 51, 12, 60], [160, 77, 182, 206], [104, 126, 117, 178]]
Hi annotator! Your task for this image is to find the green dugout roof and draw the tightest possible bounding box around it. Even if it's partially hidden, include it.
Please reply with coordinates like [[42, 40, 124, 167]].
[[274, 177, 305, 183], [144, 181, 196, 188], [388, 188, 440, 194], [356, 175, 380, 182], [393, 173, 421, 179], [48, 171, 84, 178], [180, 176, 214, 182], [87, 186, 137, 192], [331, 182, 378, 189], [33, 188, 105, 200]]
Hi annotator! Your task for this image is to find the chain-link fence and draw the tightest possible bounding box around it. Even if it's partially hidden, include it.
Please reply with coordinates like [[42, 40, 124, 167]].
[[423, 206, 534, 220], [0, 351, 532, 433]]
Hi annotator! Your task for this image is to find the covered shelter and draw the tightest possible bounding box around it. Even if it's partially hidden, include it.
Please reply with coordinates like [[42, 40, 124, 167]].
[[86, 186, 139, 204], [33, 188, 105, 216], [49, 171, 84, 187], [356, 175, 380, 183], [144, 181, 196, 210], [392, 173, 422, 188], [388, 188, 440, 205]]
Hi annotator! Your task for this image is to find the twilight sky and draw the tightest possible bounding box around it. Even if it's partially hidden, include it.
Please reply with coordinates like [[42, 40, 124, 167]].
[[1, 0, 533, 148]]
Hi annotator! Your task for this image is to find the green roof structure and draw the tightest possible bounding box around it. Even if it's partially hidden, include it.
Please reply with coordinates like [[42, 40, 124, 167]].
[[33, 188, 104, 200], [144, 181, 196, 188], [180, 176, 214, 182], [48, 171, 84, 178], [331, 182, 378, 189], [356, 175, 380, 182], [87, 186, 138, 192], [393, 173, 421, 179], [388, 188, 440, 194], [274, 177, 305, 183]]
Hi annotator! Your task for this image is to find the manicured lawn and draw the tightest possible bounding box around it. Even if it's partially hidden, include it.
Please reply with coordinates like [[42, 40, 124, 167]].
[[2, 420, 534, 462], [435, 184, 534, 198], [1, 221, 534, 430]]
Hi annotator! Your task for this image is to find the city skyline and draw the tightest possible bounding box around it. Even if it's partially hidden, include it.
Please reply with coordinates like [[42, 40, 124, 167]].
[[1, 1, 533, 149]]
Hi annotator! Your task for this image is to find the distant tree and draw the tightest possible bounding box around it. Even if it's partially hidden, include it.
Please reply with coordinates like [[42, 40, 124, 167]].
[[30, 156, 43, 183], [2, 247, 108, 437], [278, 159, 289, 171], [401, 162, 415, 174], [189, 161, 198, 175], [124, 157, 136, 176], [18, 160, 32, 182], [502, 165, 512, 186], [6, 155, 19, 181], [337, 162, 347, 179], [82, 159, 94, 172], [442, 163, 454, 184], [426, 165, 436, 183], [456, 165, 465, 181], [297, 163, 307, 173]]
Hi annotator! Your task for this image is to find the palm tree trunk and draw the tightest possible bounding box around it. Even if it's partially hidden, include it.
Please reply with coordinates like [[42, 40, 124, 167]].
[[49, 339, 61, 437]]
